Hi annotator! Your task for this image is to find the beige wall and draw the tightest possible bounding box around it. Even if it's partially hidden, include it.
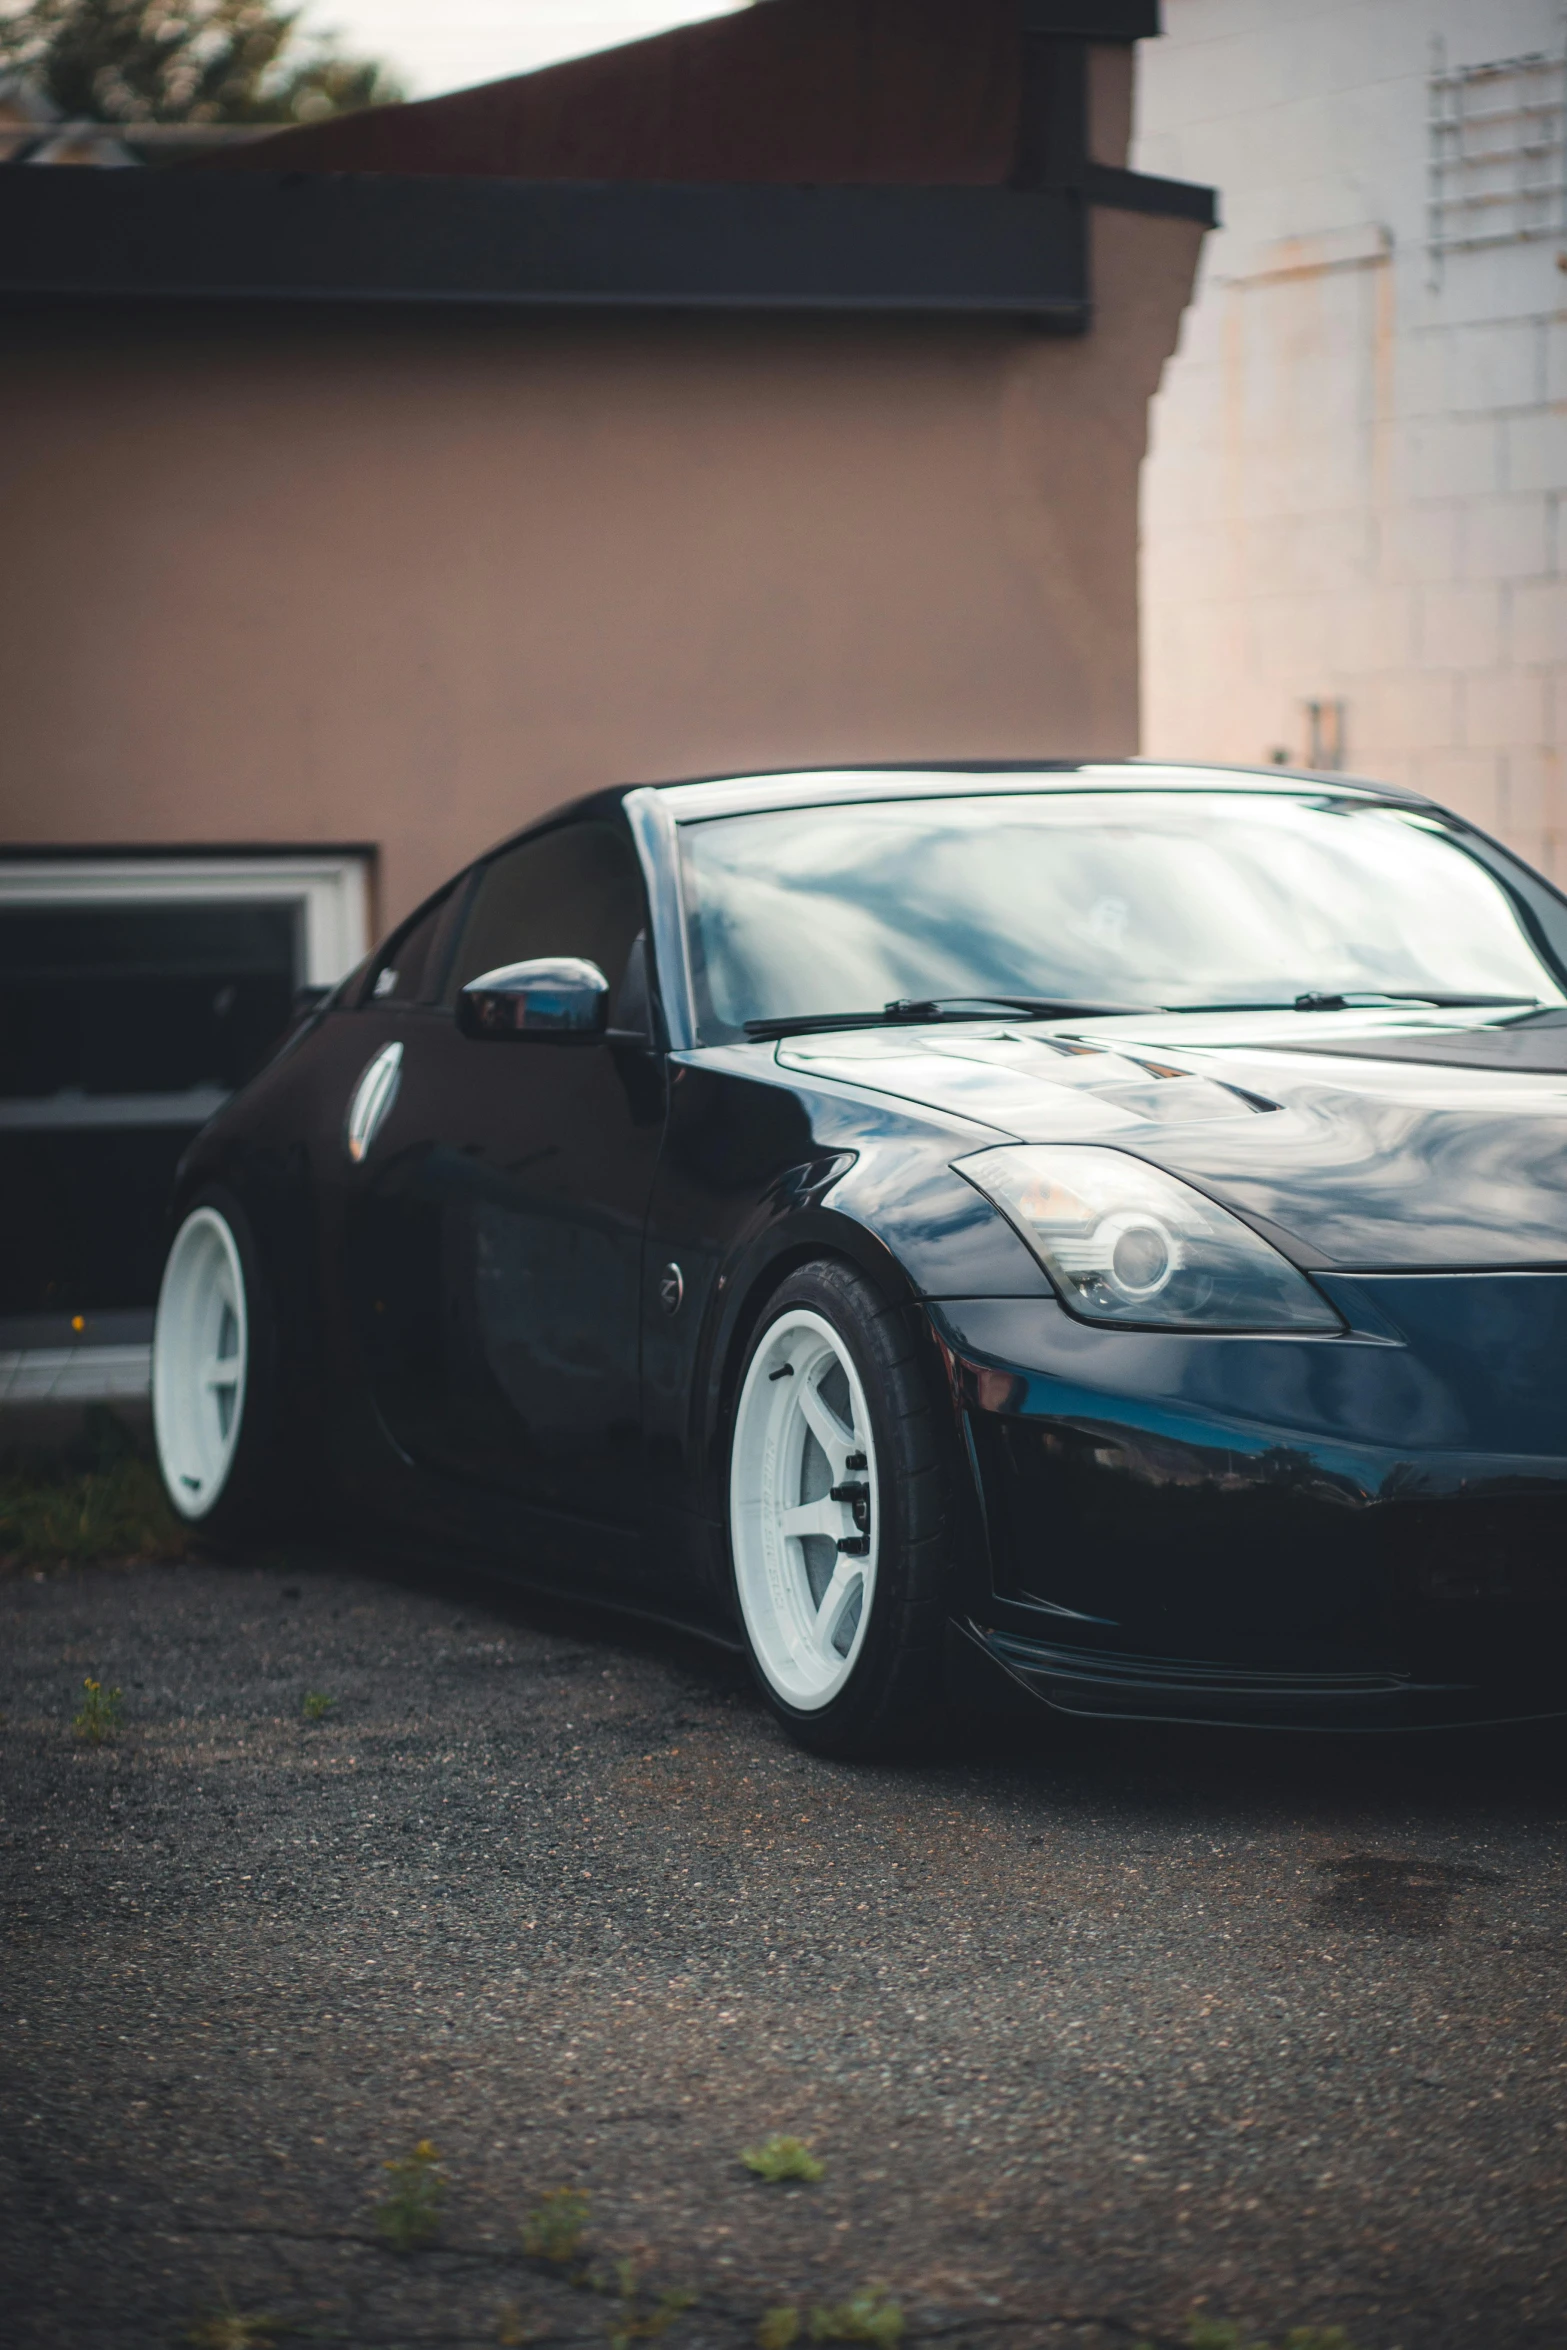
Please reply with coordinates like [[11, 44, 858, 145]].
[[0, 205, 1201, 932], [1137, 0, 1566, 875]]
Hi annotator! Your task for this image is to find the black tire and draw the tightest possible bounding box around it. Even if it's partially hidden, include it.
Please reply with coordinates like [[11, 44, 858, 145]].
[[725, 1256, 958, 1758], [152, 1184, 297, 1550]]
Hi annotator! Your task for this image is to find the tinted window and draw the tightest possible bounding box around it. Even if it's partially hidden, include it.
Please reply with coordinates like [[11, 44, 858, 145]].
[[445, 822, 646, 1004], [367, 884, 456, 1007], [678, 791, 1567, 1042]]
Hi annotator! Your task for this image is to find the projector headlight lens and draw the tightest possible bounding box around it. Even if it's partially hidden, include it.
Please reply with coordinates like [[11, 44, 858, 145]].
[[955, 1145, 1340, 1331]]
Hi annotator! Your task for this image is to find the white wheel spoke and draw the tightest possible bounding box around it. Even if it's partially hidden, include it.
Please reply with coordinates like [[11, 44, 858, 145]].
[[813, 1560, 862, 1658], [797, 1375, 854, 1469], [779, 1496, 848, 1541], [202, 1359, 240, 1391]]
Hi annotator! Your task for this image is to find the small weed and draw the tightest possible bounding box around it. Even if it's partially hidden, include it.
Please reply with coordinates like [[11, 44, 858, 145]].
[[741, 2134, 825, 2184], [809, 2291, 905, 2348], [374, 2137, 446, 2252], [522, 2186, 591, 2263], [496, 2304, 537, 2347], [301, 1691, 336, 1721], [186, 2296, 278, 2349], [72, 1677, 122, 1744], [594, 2258, 694, 2350], [758, 2311, 803, 2350]]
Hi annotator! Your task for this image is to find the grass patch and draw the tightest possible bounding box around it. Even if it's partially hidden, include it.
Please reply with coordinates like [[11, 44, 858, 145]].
[[758, 2293, 904, 2349], [808, 2291, 905, 2347], [1186, 2328, 1353, 2350], [741, 2134, 825, 2184], [374, 2137, 446, 2252], [301, 1690, 336, 1721], [0, 1413, 188, 1572]]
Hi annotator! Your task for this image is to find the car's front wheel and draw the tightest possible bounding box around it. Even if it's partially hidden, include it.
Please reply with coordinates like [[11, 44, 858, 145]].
[[727, 1258, 955, 1756], [153, 1191, 288, 1544]]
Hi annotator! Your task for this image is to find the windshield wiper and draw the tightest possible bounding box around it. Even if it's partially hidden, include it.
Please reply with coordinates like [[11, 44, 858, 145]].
[[743, 995, 1155, 1042], [1162, 991, 1545, 1015]]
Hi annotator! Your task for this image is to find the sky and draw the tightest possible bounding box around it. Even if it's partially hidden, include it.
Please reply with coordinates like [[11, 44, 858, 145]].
[[300, 0, 750, 100]]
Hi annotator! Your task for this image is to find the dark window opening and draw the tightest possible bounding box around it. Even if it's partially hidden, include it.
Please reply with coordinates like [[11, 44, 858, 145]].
[[1, 1130, 198, 1318], [0, 902, 300, 1099], [0, 896, 303, 1319]]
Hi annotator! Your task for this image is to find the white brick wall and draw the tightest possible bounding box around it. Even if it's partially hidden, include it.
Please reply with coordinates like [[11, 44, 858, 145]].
[[1137, 0, 1567, 875]]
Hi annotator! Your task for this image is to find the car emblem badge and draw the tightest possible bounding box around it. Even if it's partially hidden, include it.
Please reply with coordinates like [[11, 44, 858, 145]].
[[658, 1263, 685, 1316]]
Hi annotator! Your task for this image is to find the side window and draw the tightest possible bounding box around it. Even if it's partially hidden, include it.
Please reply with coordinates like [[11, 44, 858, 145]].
[[444, 822, 647, 1005], [366, 883, 457, 1007]]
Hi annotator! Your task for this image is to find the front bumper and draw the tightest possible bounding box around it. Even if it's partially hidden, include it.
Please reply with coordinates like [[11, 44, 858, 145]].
[[930, 1273, 1567, 1730]]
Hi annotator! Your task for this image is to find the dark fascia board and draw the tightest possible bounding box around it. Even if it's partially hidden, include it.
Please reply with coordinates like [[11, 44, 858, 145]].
[[1021, 1, 1160, 36], [0, 168, 1090, 323], [1084, 161, 1217, 226]]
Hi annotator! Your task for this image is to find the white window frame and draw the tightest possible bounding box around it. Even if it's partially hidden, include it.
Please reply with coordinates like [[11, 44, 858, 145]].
[[0, 852, 372, 985]]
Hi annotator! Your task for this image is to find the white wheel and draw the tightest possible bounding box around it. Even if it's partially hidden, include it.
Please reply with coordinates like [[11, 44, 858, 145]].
[[153, 1206, 250, 1521], [729, 1307, 881, 1711]]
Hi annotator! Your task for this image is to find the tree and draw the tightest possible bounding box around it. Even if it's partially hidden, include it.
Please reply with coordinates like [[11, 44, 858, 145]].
[[0, 0, 402, 126]]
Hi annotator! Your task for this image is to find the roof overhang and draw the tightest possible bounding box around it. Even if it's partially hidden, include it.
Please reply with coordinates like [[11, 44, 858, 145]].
[[0, 162, 1212, 321], [1020, 1, 1160, 30]]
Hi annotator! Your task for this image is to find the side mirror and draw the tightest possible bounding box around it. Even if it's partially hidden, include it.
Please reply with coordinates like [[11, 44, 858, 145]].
[[457, 958, 609, 1044]]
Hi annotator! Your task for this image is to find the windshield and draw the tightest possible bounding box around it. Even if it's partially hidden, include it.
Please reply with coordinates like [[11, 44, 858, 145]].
[[677, 791, 1567, 1043]]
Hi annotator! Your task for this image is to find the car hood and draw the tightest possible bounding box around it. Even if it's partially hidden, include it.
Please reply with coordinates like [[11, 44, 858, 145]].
[[776, 1015, 1567, 1269]]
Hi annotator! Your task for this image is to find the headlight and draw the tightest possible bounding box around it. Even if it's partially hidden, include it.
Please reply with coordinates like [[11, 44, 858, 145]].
[[954, 1145, 1340, 1331]]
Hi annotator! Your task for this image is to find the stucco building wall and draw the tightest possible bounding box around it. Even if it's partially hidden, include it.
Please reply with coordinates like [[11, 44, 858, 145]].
[[1136, 0, 1566, 872], [0, 206, 1200, 932]]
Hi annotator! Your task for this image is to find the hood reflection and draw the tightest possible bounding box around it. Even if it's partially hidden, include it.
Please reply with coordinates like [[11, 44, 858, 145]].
[[783, 1022, 1567, 1269]]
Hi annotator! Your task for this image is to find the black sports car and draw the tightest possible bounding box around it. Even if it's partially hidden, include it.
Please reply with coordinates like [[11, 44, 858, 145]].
[[153, 763, 1567, 1751]]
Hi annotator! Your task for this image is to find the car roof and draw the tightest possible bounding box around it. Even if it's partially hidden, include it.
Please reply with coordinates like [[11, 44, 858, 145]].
[[461, 759, 1432, 880], [640, 759, 1432, 823]]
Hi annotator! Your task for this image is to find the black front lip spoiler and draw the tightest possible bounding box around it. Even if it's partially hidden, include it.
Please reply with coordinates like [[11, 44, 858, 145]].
[[961, 1621, 1564, 1733]]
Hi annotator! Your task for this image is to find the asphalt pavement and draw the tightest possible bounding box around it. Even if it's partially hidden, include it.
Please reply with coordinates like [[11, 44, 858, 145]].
[[3, 1549, 1565, 2350]]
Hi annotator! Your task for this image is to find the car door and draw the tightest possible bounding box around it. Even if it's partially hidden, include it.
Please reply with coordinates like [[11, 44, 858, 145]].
[[342, 816, 665, 1530]]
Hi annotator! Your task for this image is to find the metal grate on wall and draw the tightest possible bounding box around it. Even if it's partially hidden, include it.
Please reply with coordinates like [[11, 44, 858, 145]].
[[1428, 45, 1567, 255]]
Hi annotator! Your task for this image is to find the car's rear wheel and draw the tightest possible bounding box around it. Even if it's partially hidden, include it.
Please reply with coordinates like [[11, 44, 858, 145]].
[[728, 1258, 954, 1756], [153, 1191, 287, 1543]]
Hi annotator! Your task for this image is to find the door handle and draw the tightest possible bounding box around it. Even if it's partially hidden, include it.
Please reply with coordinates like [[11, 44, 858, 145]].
[[345, 1040, 403, 1163]]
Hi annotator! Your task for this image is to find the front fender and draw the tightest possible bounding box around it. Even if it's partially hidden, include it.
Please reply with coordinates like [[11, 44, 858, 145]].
[[643, 1058, 1052, 1533], [825, 1134, 1052, 1303]]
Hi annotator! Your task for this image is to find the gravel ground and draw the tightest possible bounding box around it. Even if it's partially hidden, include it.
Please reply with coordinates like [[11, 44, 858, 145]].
[[3, 1548, 1566, 2350]]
